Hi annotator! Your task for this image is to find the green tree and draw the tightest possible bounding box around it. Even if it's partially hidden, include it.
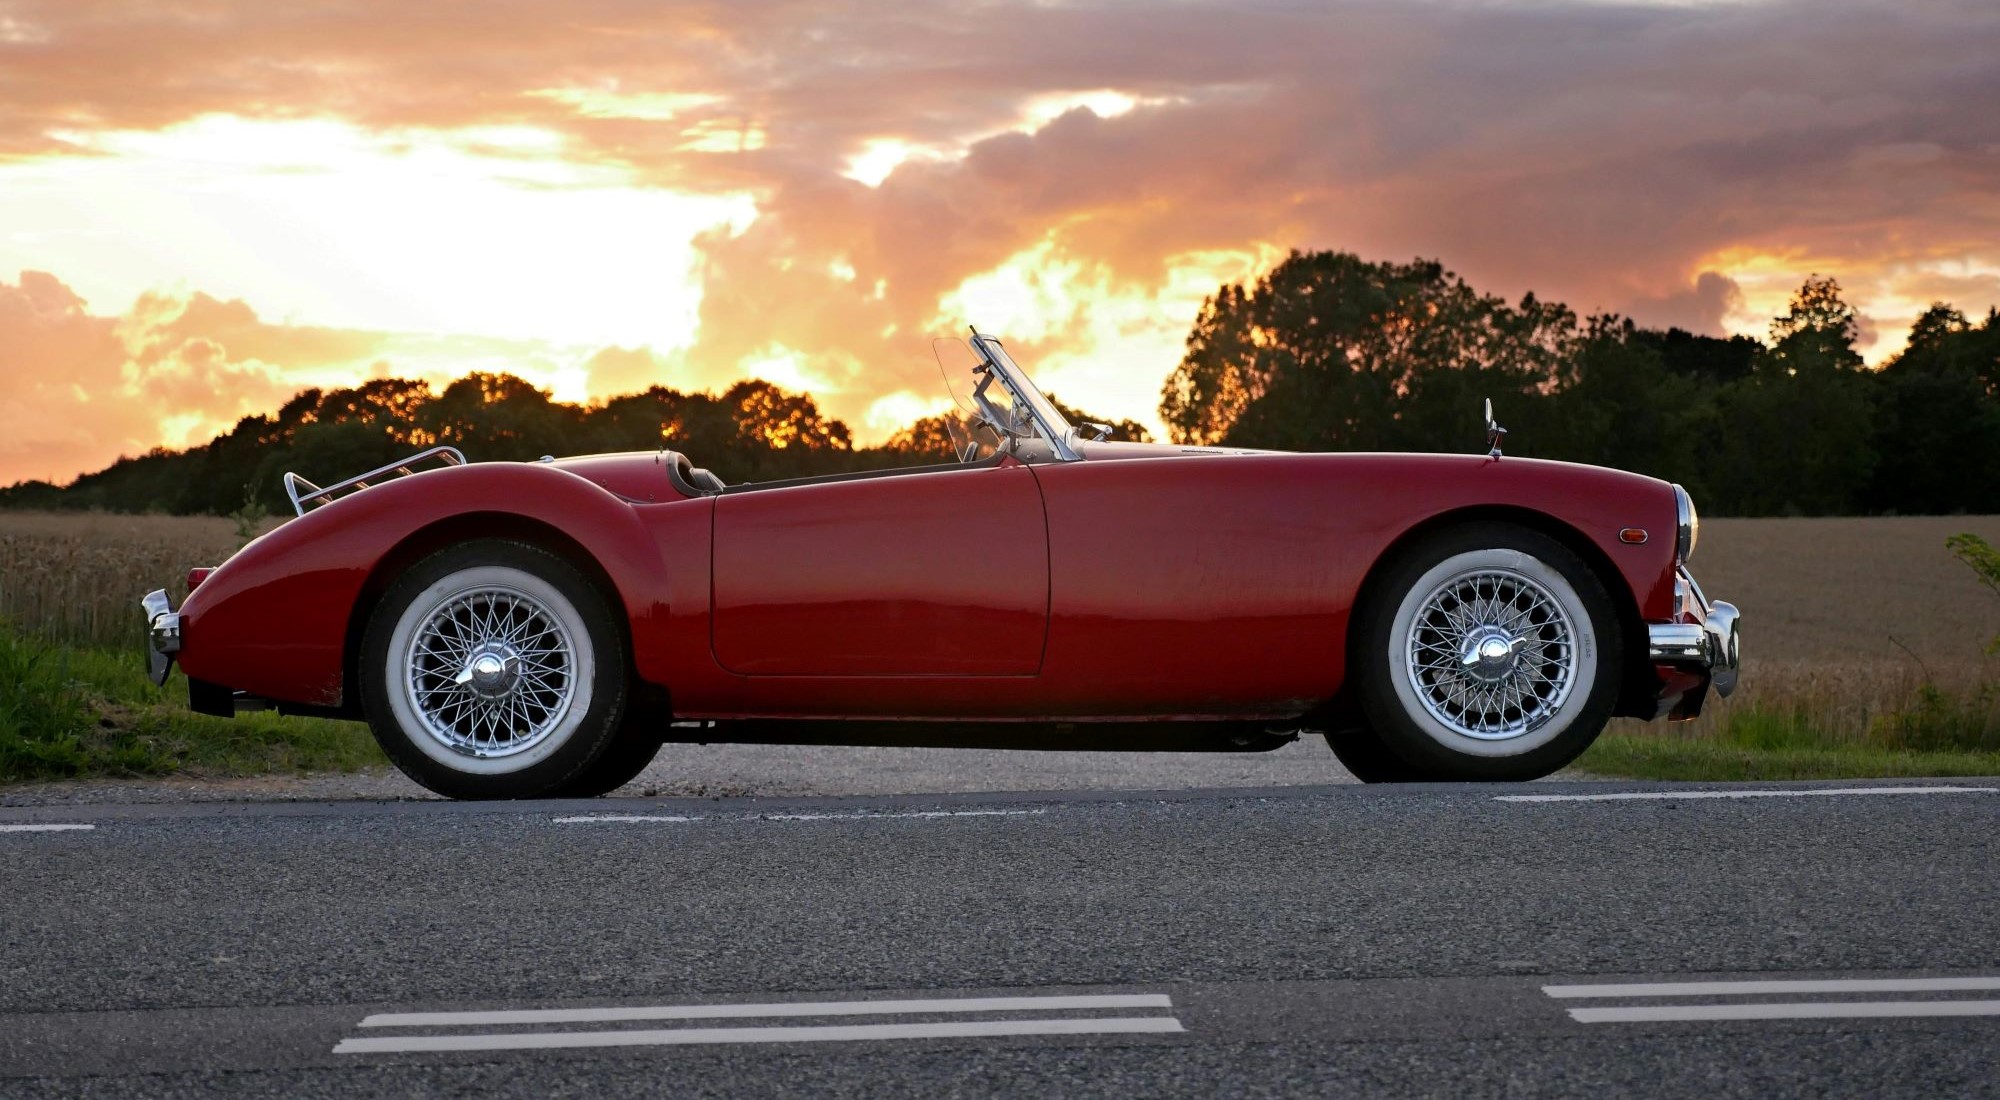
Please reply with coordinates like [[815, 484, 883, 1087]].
[[1946, 533, 2000, 653], [1161, 251, 1579, 452], [1868, 306, 2000, 513], [1045, 393, 1153, 444], [1707, 276, 1877, 514]]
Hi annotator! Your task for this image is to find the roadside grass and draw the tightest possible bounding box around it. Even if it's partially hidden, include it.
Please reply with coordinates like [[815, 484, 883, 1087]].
[[1580, 735, 2000, 783], [0, 624, 383, 784], [1579, 669, 2000, 781]]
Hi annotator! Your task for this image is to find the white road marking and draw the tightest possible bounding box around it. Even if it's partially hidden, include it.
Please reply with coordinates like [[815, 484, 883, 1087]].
[[0, 823, 95, 833], [1546, 977, 2000, 999], [335, 1016, 1184, 1054], [1568, 1000, 2000, 1024], [761, 809, 1045, 822], [362, 993, 1172, 1028], [550, 815, 700, 824], [552, 809, 1045, 825], [1496, 786, 1997, 803]]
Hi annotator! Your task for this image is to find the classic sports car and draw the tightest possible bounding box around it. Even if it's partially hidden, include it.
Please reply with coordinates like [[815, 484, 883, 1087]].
[[142, 332, 1739, 799]]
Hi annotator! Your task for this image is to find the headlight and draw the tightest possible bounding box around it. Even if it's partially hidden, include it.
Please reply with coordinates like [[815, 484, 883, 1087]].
[[1673, 484, 1699, 563]]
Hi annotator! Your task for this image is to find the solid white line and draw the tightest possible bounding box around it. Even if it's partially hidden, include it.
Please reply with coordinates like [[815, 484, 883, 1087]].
[[0, 823, 95, 833], [335, 1016, 1184, 1053], [362, 993, 1172, 1028], [1569, 1000, 2000, 1024], [551, 809, 1046, 825], [1546, 977, 2000, 999], [1496, 786, 1998, 803], [761, 810, 1045, 822], [551, 815, 700, 824]]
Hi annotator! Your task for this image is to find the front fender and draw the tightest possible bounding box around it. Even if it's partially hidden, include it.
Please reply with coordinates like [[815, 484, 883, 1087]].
[[176, 462, 674, 709]]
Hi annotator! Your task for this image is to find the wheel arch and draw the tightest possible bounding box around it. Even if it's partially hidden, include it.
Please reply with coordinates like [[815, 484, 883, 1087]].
[[1340, 504, 1655, 723], [342, 512, 667, 724]]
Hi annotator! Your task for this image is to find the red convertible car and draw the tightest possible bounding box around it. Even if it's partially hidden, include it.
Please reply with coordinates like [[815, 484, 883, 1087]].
[[142, 332, 1739, 799]]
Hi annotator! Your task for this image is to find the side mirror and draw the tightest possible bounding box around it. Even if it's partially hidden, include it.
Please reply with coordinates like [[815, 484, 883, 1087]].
[[1083, 421, 1114, 441]]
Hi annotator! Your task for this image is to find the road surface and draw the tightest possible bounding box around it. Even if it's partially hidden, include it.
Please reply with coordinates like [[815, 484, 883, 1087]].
[[4, 779, 1997, 1096]]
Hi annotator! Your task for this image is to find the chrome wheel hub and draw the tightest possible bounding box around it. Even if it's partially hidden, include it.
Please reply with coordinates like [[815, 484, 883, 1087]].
[[404, 586, 576, 759], [1460, 626, 1524, 684], [1406, 568, 1577, 741], [456, 646, 522, 698]]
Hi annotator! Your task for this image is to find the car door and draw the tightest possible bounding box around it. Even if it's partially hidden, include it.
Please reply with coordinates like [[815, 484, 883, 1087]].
[[710, 460, 1050, 676]]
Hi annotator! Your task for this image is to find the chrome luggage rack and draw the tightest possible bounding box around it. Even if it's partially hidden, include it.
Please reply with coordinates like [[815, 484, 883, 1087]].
[[283, 446, 467, 517]]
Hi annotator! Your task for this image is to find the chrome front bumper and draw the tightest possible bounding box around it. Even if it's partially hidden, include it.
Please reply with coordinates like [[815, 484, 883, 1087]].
[[141, 589, 181, 687], [1646, 567, 1740, 698]]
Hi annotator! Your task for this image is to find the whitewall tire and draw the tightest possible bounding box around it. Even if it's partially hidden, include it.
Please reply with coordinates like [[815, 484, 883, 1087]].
[[361, 540, 628, 799], [1346, 523, 1623, 781]]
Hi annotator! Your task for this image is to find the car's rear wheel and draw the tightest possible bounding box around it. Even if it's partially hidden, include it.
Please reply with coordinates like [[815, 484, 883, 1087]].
[[545, 728, 663, 797], [361, 539, 628, 800], [1347, 523, 1622, 782], [1322, 725, 1423, 782]]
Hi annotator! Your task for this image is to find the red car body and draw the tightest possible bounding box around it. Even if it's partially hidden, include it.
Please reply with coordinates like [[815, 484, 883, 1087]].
[[168, 441, 1710, 738]]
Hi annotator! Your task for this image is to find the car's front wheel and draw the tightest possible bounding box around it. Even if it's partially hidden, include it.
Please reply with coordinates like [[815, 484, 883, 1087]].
[[1344, 523, 1623, 782], [361, 539, 628, 800]]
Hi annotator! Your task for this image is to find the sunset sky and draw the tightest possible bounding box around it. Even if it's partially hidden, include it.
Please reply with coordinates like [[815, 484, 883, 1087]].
[[3, 0, 1997, 486]]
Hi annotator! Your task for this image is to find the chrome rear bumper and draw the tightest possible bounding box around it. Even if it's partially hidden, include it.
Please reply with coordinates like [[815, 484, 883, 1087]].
[[141, 589, 181, 687], [1646, 567, 1740, 698]]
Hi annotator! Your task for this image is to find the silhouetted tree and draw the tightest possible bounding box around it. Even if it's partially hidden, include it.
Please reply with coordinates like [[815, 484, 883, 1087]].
[[1161, 251, 1579, 453]]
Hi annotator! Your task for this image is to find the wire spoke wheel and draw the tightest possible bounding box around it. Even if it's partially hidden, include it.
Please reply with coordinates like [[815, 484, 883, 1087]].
[[365, 542, 627, 799], [401, 584, 578, 760], [1403, 567, 1578, 742]]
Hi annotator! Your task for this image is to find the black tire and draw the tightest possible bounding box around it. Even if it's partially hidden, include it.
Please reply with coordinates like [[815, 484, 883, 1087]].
[[1322, 726, 1425, 782], [360, 539, 628, 800], [545, 728, 663, 798], [1349, 522, 1623, 782]]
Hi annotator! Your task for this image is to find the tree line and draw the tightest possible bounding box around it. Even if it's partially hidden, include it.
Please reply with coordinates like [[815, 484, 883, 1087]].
[[0, 369, 1141, 516], [5, 248, 1996, 516], [1162, 251, 1999, 516]]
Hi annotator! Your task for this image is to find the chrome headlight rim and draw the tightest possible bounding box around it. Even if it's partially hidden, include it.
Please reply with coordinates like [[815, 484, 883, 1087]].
[[1672, 484, 1698, 563]]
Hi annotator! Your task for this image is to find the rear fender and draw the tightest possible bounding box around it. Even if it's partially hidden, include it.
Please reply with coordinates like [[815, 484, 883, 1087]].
[[176, 463, 678, 710]]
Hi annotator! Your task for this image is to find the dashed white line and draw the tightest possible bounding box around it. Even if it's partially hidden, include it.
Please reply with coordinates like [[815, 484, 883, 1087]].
[[335, 1016, 1184, 1054], [0, 823, 95, 833], [1568, 1000, 2000, 1024], [1546, 977, 2000, 999], [1496, 786, 1997, 803], [362, 993, 1172, 1028]]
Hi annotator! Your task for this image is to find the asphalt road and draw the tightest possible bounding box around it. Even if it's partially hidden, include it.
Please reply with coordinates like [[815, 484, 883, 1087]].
[[4, 779, 1998, 1097]]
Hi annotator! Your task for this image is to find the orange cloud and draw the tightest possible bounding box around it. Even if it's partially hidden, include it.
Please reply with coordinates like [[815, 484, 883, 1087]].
[[3, 0, 1999, 478]]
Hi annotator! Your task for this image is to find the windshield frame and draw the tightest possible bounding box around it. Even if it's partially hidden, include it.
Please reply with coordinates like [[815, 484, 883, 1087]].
[[969, 332, 1079, 462]]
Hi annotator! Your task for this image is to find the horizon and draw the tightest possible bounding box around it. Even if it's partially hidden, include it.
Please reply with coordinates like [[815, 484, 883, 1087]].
[[4, 0, 1998, 486]]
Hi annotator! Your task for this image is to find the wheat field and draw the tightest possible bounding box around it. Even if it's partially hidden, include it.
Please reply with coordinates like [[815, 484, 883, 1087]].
[[1618, 514, 2000, 742], [3, 509, 1997, 737], [0, 512, 274, 649]]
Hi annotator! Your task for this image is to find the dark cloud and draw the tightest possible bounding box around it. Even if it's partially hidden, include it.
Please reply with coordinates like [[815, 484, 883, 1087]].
[[1627, 271, 1746, 336]]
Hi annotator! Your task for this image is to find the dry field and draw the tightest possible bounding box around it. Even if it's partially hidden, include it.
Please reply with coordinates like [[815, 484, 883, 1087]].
[[0, 512, 278, 649], [4, 509, 1997, 737], [1611, 514, 2000, 742]]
